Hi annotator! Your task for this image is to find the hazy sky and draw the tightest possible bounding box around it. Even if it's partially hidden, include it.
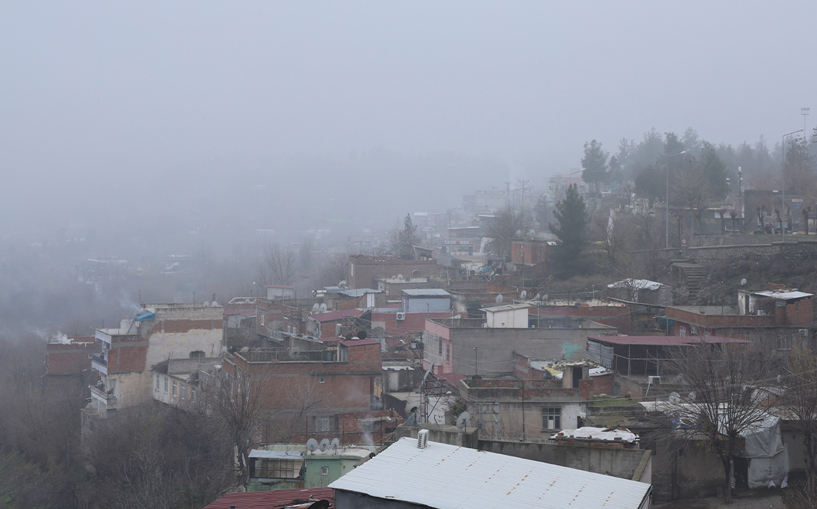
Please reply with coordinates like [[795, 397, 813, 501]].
[[2, 1, 816, 230]]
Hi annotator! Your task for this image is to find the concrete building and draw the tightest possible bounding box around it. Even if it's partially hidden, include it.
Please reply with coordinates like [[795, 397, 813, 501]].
[[422, 317, 617, 382], [401, 288, 451, 314], [483, 303, 529, 328], [329, 435, 652, 509], [151, 357, 220, 411], [84, 303, 224, 419]]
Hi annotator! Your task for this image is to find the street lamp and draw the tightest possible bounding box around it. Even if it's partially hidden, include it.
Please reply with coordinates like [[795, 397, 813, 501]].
[[666, 151, 686, 250], [781, 129, 803, 241]]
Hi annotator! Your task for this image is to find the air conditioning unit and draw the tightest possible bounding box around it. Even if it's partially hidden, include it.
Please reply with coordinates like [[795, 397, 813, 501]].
[[648, 376, 661, 385], [417, 429, 429, 449], [396, 312, 406, 321]]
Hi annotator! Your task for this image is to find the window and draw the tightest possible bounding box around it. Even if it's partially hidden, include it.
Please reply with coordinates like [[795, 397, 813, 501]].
[[181, 384, 186, 400], [190, 350, 204, 359], [445, 344, 450, 363], [319, 376, 326, 384], [256, 459, 304, 479], [321, 466, 329, 476], [438, 338, 442, 356], [191, 388, 196, 402], [164, 376, 169, 392], [315, 417, 331, 432], [778, 335, 794, 351], [543, 407, 561, 430], [172, 380, 177, 397], [155, 374, 160, 390]]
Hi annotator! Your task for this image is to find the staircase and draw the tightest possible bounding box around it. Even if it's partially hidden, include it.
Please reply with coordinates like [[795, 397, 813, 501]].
[[671, 262, 707, 300]]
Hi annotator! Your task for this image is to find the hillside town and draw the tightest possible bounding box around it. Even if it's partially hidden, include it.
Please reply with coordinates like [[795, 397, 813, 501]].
[[7, 154, 812, 509]]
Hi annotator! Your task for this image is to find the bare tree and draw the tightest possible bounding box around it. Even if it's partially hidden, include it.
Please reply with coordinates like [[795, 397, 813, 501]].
[[672, 167, 712, 246], [662, 340, 777, 504], [318, 253, 350, 287], [781, 341, 817, 493], [203, 369, 264, 485], [258, 244, 299, 287], [486, 206, 527, 260]]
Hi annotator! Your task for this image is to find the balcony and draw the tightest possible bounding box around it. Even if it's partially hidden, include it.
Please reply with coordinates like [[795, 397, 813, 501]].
[[90, 384, 117, 410], [91, 354, 108, 375]]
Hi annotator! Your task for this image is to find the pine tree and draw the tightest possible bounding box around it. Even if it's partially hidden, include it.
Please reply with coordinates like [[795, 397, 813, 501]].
[[549, 184, 588, 276]]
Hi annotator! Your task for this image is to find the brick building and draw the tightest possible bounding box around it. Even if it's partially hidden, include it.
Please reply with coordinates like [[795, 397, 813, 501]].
[[221, 339, 392, 444], [45, 336, 98, 399], [348, 255, 439, 290], [306, 309, 369, 340], [665, 284, 814, 353], [84, 303, 224, 421]]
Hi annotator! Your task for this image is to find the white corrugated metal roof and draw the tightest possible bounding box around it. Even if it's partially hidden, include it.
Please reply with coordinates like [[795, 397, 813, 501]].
[[402, 288, 451, 297], [329, 437, 650, 509], [754, 290, 813, 300]]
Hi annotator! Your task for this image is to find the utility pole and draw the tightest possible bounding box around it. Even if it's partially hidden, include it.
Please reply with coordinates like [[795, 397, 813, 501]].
[[803, 108, 810, 142], [782, 129, 804, 241], [474, 347, 479, 377]]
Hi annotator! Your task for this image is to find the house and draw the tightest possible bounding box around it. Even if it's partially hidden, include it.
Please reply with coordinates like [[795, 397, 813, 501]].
[[376, 276, 430, 298], [221, 339, 393, 444], [586, 335, 750, 400], [83, 303, 224, 420], [529, 298, 633, 334], [329, 435, 652, 509], [458, 366, 606, 439], [510, 238, 552, 267], [348, 255, 438, 289], [151, 357, 220, 410], [665, 283, 814, 353], [247, 443, 377, 491], [401, 288, 451, 314], [422, 316, 617, 382], [306, 308, 369, 340], [606, 279, 673, 307]]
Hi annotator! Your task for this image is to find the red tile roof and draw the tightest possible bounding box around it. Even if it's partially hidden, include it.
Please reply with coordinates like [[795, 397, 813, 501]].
[[588, 335, 750, 346], [204, 488, 334, 509]]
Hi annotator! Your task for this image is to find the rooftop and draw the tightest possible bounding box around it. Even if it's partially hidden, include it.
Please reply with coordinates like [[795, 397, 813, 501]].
[[329, 437, 651, 509], [309, 309, 364, 322], [588, 335, 750, 346], [402, 288, 451, 297], [203, 487, 334, 509], [753, 289, 813, 300]]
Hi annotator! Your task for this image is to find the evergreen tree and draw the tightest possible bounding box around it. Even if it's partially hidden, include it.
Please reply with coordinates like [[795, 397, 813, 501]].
[[581, 140, 608, 196], [701, 142, 728, 199], [394, 214, 419, 260], [549, 184, 589, 276]]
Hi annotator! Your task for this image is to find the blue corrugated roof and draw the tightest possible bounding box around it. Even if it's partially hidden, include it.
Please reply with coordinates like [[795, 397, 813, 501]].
[[136, 312, 155, 321]]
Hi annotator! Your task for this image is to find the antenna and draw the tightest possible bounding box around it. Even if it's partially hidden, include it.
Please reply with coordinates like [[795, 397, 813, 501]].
[[319, 303, 328, 313], [330, 438, 340, 452], [319, 438, 330, 452], [740, 278, 747, 287], [495, 294, 503, 305], [306, 438, 319, 454], [288, 347, 301, 359], [311, 303, 320, 314]]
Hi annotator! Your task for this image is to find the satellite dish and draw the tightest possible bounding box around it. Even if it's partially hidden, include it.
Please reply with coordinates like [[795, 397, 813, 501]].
[[330, 438, 340, 451], [240, 346, 250, 353], [212, 300, 218, 306], [456, 411, 471, 429], [320, 438, 330, 452], [338, 280, 347, 288], [740, 278, 747, 287], [220, 346, 227, 355], [397, 274, 404, 280], [495, 294, 504, 304], [668, 392, 681, 404], [357, 330, 368, 340], [534, 293, 541, 301], [515, 229, 522, 237], [306, 438, 319, 453], [520, 290, 527, 300], [311, 303, 321, 314], [288, 347, 301, 359], [319, 303, 328, 313], [688, 391, 696, 402], [529, 229, 536, 237], [203, 301, 210, 307]]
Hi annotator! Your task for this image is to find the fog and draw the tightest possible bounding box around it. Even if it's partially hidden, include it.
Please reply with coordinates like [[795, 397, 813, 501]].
[[1, 1, 816, 331]]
